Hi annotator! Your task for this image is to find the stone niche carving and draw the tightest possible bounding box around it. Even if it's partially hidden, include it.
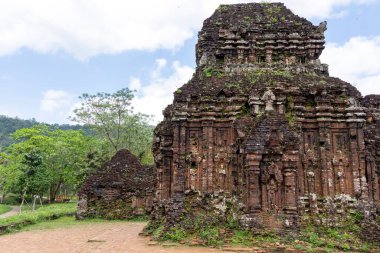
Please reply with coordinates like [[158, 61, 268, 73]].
[[249, 88, 286, 115], [262, 162, 283, 211], [152, 2, 380, 231], [262, 89, 276, 112]]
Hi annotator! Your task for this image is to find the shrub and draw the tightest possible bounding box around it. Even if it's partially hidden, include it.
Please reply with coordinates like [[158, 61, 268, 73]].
[[199, 226, 220, 246], [164, 226, 187, 242], [231, 230, 253, 246]]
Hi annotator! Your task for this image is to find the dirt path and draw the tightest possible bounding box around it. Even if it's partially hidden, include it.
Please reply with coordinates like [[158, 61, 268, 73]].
[[0, 206, 20, 219], [0, 222, 230, 253]]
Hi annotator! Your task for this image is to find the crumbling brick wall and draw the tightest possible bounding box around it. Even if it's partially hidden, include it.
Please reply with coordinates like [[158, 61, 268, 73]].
[[364, 95, 380, 204], [77, 149, 156, 219]]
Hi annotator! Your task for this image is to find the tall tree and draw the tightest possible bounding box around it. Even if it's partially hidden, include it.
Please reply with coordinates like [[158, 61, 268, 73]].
[[71, 88, 134, 151], [18, 150, 49, 210], [71, 88, 154, 164]]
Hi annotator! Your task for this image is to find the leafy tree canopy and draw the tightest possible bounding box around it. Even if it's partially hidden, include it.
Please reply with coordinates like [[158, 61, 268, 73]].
[[0, 125, 107, 202], [71, 88, 154, 164]]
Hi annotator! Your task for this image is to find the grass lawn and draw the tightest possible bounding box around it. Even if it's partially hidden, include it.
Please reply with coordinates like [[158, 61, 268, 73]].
[[18, 216, 128, 232], [0, 204, 12, 215], [0, 203, 148, 235], [0, 202, 76, 234]]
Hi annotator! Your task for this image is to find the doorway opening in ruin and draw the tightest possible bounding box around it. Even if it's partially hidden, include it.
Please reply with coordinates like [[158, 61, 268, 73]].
[[216, 54, 225, 64], [298, 55, 307, 64], [257, 55, 266, 63]]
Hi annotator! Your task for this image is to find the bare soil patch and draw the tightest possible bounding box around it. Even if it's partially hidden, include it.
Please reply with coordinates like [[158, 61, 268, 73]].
[[0, 222, 226, 253]]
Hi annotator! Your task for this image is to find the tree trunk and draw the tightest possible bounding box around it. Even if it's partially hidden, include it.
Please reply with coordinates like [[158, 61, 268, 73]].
[[39, 195, 43, 207], [0, 191, 5, 204], [20, 190, 27, 214], [49, 181, 62, 203], [19, 182, 29, 213], [32, 195, 36, 211]]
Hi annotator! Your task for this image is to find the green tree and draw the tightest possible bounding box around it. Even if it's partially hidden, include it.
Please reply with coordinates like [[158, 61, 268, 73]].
[[71, 88, 154, 164], [18, 150, 49, 210], [1, 125, 104, 203], [0, 152, 21, 203]]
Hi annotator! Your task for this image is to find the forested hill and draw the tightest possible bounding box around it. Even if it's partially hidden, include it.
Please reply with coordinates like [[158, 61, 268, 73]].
[[0, 115, 89, 148]]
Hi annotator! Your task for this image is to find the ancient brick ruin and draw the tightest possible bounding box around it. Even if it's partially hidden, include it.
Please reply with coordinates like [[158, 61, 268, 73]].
[[151, 3, 380, 233], [77, 149, 155, 219]]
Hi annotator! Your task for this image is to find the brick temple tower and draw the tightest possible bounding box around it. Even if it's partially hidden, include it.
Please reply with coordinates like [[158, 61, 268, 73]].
[[152, 3, 380, 230]]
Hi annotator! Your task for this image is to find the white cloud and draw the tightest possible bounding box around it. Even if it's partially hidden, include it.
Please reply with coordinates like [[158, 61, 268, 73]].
[[40, 90, 74, 112], [130, 59, 194, 123], [353, 75, 380, 96], [129, 77, 142, 91], [321, 36, 380, 95], [152, 59, 167, 79], [38, 90, 76, 123], [0, 0, 375, 60]]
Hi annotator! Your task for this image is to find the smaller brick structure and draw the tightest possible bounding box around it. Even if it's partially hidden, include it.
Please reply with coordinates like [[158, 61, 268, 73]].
[[77, 149, 156, 219]]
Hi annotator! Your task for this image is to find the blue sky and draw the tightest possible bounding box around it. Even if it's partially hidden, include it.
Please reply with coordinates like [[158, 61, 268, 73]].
[[0, 0, 379, 124]]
